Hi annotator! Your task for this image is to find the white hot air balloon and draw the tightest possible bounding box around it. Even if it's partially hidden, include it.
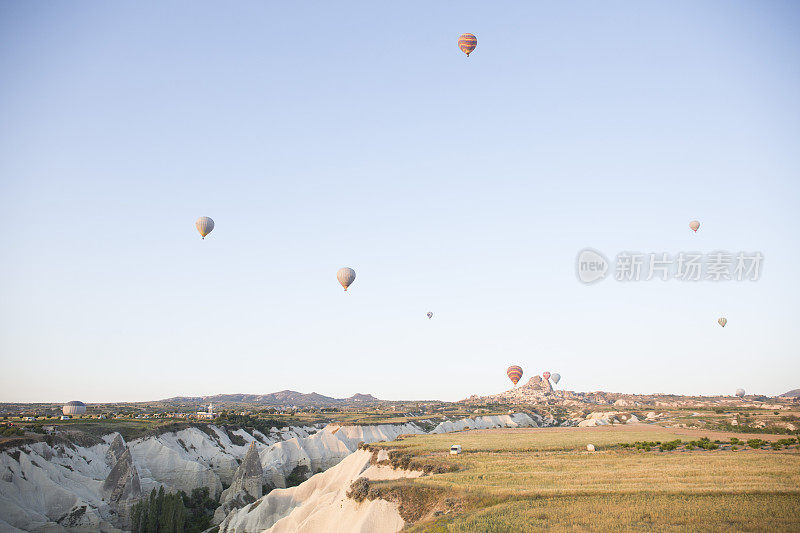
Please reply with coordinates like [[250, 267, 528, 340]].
[[62, 401, 86, 416], [337, 267, 356, 291], [551, 373, 561, 385], [196, 217, 215, 239], [735, 388, 745, 398]]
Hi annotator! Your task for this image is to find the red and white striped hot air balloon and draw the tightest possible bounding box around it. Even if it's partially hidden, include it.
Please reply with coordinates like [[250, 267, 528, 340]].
[[689, 220, 700, 232], [458, 33, 477, 57], [543, 371, 551, 381]]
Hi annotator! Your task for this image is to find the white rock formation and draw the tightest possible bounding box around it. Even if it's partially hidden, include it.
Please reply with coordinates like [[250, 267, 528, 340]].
[[259, 423, 425, 490], [0, 437, 121, 532], [215, 442, 265, 524], [0, 425, 316, 532], [1, 414, 546, 531], [219, 450, 420, 533], [576, 412, 640, 427], [430, 413, 537, 433]]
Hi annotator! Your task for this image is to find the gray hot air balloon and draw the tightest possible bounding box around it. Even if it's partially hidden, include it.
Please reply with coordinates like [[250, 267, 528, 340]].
[[735, 388, 745, 398], [196, 216, 214, 239], [337, 267, 356, 291], [427, 312, 433, 319], [551, 373, 561, 385]]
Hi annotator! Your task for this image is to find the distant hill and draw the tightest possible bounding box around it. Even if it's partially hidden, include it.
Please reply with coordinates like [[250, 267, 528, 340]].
[[779, 389, 800, 398], [162, 390, 380, 407], [347, 393, 378, 402]]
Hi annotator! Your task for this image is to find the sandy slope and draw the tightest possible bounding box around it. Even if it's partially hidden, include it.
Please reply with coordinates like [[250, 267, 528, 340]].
[[220, 450, 420, 533]]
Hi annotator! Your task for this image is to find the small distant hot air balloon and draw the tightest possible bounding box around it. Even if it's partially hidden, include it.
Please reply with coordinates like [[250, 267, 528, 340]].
[[427, 312, 433, 319], [543, 371, 551, 381], [507, 365, 523, 386], [718, 317, 727, 328], [337, 267, 356, 291], [458, 33, 477, 57], [551, 373, 561, 385], [735, 388, 745, 398], [689, 220, 700, 232], [196, 217, 214, 239]]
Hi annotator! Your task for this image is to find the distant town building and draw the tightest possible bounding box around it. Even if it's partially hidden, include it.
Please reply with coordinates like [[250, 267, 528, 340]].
[[196, 403, 216, 419]]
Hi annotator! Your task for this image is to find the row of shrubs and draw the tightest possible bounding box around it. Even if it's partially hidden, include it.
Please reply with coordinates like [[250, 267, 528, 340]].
[[620, 436, 798, 452], [713, 422, 800, 435], [731, 437, 798, 450]]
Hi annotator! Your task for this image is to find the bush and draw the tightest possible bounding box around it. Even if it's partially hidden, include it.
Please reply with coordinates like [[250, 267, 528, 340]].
[[659, 440, 681, 451], [226, 430, 246, 447], [685, 437, 717, 450], [347, 477, 370, 503], [747, 439, 764, 449], [285, 465, 310, 487]]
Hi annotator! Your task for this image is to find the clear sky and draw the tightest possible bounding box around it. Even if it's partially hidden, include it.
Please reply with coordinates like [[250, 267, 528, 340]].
[[1, 2, 799, 403]]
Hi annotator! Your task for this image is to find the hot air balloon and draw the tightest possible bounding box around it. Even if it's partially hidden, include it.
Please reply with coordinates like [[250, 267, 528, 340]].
[[196, 217, 214, 239], [427, 312, 433, 319], [507, 365, 523, 386], [689, 220, 700, 232], [735, 388, 745, 398], [718, 317, 727, 328], [337, 267, 356, 291], [543, 371, 551, 381], [458, 33, 477, 57], [551, 373, 561, 385], [62, 401, 86, 416]]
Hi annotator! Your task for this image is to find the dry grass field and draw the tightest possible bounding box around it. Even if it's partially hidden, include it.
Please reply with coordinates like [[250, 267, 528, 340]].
[[367, 425, 800, 532]]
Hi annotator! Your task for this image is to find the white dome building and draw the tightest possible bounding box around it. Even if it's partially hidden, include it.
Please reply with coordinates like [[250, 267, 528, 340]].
[[62, 401, 87, 416]]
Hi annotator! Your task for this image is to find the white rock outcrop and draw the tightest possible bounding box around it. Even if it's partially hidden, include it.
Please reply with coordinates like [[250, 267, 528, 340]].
[[576, 412, 640, 427], [0, 425, 316, 532], [1, 414, 546, 531], [220, 450, 418, 533], [430, 413, 537, 433]]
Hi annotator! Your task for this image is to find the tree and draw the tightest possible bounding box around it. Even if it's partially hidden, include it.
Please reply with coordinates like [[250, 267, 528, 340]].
[[146, 488, 158, 533], [131, 487, 189, 533]]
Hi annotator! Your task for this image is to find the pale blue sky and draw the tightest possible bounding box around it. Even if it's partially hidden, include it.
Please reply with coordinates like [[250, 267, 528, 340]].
[[1, 2, 798, 403]]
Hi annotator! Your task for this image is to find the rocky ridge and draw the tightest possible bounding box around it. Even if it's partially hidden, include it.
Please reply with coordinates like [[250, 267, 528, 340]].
[[0, 414, 540, 531]]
